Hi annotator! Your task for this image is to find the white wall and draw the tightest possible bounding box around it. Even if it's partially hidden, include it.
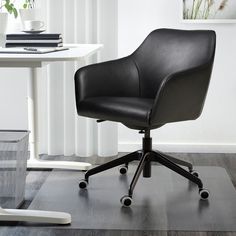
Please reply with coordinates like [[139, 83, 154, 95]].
[[118, 0, 236, 153], [0, 68, 28, 129]]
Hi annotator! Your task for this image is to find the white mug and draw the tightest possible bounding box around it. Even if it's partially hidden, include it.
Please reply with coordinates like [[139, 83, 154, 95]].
[[23, 20, 44, 31]]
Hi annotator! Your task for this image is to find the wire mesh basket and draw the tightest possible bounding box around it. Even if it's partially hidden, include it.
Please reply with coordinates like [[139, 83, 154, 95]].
[[0, 130, 29, 209]]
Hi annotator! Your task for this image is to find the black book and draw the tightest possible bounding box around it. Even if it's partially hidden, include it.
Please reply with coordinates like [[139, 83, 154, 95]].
[[6, 42, 63, 48], [6, 39, 63, 44], [7, 33, 62, 40]]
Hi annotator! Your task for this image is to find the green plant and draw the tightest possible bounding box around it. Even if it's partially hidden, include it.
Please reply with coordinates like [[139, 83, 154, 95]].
[[23, 0, 35, 9], [183, 0, 229, 19], [0, 0, 18, 18]]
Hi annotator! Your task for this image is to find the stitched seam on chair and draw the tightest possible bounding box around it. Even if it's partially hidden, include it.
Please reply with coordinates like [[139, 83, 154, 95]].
[[131, 58, 141, 97]]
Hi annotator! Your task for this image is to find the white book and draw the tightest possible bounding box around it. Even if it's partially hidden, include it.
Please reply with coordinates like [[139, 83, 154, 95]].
[[0, 47, 69, 54]]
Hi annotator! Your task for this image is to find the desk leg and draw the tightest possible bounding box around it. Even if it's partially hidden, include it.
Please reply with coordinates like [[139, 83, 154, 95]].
[[27, 67, 38, 162], [27, 67, 91, 170], [0, 207, 71, 224], [0, 68, 72, 225]]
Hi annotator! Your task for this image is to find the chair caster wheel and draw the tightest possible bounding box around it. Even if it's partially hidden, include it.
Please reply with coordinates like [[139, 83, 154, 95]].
[[119, 166, 128, 175], [190, 170, 199, 177], [120, 195, 133, 207], [199, 188, 209, 200], [78, 179, 88, 189]]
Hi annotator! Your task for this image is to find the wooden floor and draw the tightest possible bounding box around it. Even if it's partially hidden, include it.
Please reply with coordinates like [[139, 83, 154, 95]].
[[1, 153, 236, 236]]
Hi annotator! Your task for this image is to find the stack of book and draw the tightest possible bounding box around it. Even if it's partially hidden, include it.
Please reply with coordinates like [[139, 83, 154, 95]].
[[5, 33, 63, 48]]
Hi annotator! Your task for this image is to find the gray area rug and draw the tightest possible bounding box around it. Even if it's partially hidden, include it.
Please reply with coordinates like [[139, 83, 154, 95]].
[[29, 166, 236, 231]]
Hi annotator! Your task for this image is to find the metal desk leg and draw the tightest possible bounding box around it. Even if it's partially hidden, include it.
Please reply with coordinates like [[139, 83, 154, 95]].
[[0, 207, 71, 224], [27, 67, 91, 170]]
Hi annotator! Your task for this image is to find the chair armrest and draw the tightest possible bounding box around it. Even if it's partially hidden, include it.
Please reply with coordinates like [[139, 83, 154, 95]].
[[74, 56, 139, 105], [150, 63, 214, 126]]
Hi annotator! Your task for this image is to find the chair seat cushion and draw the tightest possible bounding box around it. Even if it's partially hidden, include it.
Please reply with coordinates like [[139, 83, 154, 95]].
[[78, 97, 154, 128]]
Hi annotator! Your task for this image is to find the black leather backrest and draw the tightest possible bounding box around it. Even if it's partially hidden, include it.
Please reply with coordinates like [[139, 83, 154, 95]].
[[132, 29, 216, 98]]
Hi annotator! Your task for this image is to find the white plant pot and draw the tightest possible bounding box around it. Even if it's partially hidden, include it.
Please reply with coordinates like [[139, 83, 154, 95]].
[[0, 13, 8, 34], [0, 13, 8, 47]]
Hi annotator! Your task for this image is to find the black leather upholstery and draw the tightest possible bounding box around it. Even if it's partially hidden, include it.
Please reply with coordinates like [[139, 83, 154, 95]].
[[79, 97, 154, 128], [75, 29, 216, 130]]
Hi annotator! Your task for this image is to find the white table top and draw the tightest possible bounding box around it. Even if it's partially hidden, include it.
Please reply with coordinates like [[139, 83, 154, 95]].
[[0, 44, 103, 67]]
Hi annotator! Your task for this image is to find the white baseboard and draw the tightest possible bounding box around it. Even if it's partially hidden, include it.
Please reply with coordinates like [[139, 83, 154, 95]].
[[118, 142, 236, 153]]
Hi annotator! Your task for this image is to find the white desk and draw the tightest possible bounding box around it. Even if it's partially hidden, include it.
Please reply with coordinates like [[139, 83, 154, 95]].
[[0, 44, 102, 171]]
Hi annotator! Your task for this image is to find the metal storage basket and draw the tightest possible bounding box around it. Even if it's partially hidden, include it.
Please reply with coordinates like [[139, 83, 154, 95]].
[[0, 130, 29, 209]]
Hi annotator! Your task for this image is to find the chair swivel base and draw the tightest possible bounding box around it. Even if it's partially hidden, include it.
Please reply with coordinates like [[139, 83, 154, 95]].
[[78, 130, 210, 207]]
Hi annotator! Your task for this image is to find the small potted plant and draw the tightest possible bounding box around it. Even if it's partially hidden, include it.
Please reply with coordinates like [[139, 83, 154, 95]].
[[0, 0, 18, 34]]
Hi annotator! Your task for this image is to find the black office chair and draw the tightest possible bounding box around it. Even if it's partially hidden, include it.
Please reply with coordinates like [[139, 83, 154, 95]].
[[75, 28, 216, 207]]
